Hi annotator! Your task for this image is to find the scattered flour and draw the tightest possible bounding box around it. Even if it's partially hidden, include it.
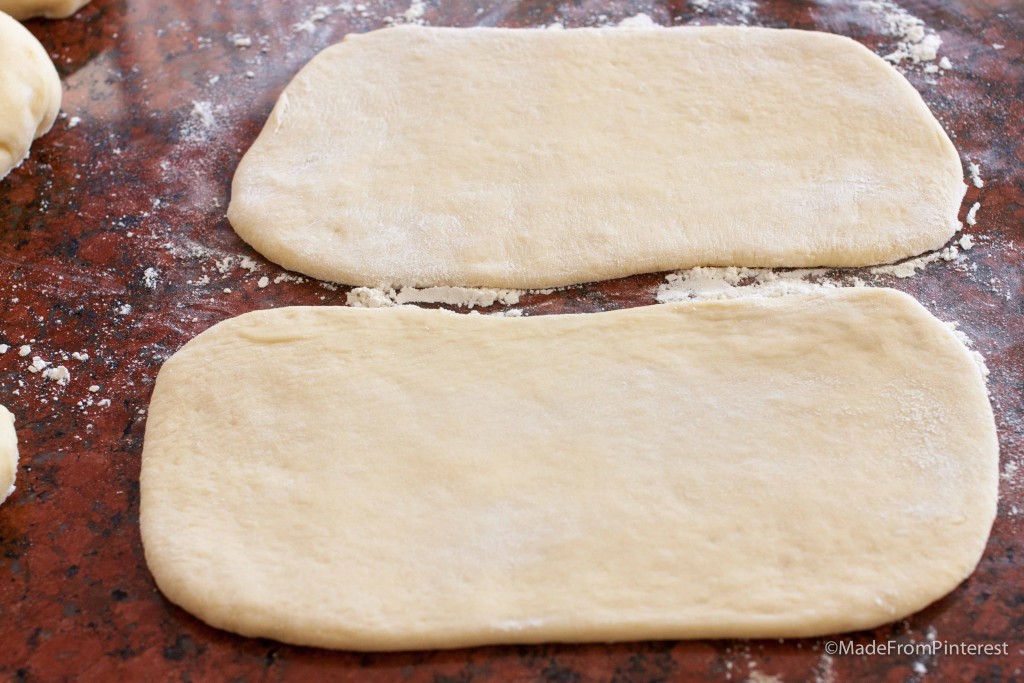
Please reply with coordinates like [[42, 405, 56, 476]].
[[400, 0, 426, 24], [143, 267, 160, 289], [814, 653, 837, 683], [293, 5, 334, 33], [346, 287, 395, 308], [965, 202, 980, 226], [748, 670, 784, 683], [656, 266, 852, 302], [617, 13, 658, 28], [347, 286, 522, 309], [860, 0, 943, 64], [869, 246, 959, 278], [181, 100, 219, 142], [43, 365, 71, 385], [968, 161, 984, 188], [959, 234, 974, 250], [18, 345, 30, 357]]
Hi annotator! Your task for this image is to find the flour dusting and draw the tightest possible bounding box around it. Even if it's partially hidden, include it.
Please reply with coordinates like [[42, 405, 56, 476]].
[[347, 285, 522, 309], [968, 161, 984, 188], [860, 0, 944, 65], [617, 13, 658, 28], [656, 267, 856, 302], [869, 246, 960, 278], [965, 202, 980, 226]]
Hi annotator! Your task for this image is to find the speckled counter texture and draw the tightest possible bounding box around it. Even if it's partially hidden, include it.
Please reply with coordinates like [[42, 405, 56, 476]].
[[1, 0, 1022, 680]]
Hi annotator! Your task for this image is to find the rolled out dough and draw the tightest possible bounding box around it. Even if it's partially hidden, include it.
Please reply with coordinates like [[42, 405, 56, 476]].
[[228, 26, 966, 289], [0, 0, 89, 20], [141, 288, 997, 650], [0, 10, 61, 180], [0, 405, 17, 505]]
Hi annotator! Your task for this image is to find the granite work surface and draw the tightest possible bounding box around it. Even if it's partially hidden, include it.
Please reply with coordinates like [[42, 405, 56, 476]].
[[1, 0, 1022, 680]]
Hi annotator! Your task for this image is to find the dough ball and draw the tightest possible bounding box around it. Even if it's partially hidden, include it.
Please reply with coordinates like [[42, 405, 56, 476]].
[[0, 10, 62, 180], [0, 0, 89, 20], [0, 405, 17, 505]]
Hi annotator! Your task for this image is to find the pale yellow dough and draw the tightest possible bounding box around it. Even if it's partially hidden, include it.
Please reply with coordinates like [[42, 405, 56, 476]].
[[229, 26, 966, 289], [0, 11, 61, 180], [0, 0, 89, 20], [141, 288, 997, 651], [0, 405, 17, 505]]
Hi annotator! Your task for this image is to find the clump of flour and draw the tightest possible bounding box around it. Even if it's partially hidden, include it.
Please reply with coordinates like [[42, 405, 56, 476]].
[[656, 267, 860, 302], [347, 286, 522, 309], [617, 13, 658, 28], [869, 246, 960, 278], [860, 0, 944, 64]]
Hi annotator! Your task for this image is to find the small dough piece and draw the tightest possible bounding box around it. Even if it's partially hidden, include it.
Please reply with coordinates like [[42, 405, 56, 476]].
[[141, 289, 997, 651], [229, 26, 966, 289], [0, 405, 17, 505], [0, 0, 89, 20], [0, 11, 61, 180]]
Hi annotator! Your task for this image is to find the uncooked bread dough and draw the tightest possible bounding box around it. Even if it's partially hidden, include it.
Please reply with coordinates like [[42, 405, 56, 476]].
[[0, 405, 17, 505], [229, 26, 966, 289], [0, 11, 61, 180], [0, 0, 89, 20], [141, 288, 997, 650]]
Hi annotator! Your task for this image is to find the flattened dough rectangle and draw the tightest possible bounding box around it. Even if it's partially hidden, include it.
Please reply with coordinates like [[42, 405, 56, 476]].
[[140, 289, 997, 650], [228, 26, 966, 288]]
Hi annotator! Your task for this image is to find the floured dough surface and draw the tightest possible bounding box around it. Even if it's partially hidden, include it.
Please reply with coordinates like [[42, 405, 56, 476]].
[[229, 26, 966, 289], [0, 11, 61, 180], [0, 0, 89, 20], [141, 289, 997, 650], [0, 405, 17, 505]]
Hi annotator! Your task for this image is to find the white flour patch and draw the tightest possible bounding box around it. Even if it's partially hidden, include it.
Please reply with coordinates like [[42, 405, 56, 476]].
[[347, 286, 522, 309], [860, 0, 944, 65], [656, 266, 853, 302], [869, 246, 960, 278], [966, 202, 981, 226], [292, 5, 334, 33], [180, 100, 220, 142], [346, 287, 395, 308], [400, 0, 426, 24], [43, 365, 71, 385], [617, 13, 658, 28], [968, 161, 984, 188]]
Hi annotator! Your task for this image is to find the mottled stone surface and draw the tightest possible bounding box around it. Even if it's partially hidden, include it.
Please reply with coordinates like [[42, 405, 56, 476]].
[[0, 0, 1021, 680]]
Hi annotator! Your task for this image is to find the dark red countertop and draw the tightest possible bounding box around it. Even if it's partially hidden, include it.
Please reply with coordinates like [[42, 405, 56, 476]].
[[1, 0, 1022, 680]]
